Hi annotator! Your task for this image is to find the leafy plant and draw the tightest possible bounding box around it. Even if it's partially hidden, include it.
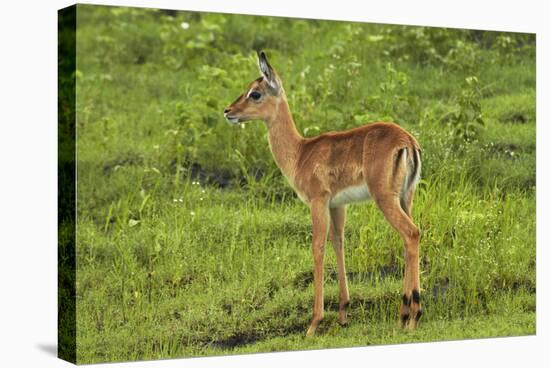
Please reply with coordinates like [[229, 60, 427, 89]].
[[443, 76, 485, 146]]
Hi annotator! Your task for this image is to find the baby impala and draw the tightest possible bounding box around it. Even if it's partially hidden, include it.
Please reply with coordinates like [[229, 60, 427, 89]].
[[224, 51, 422, 336]]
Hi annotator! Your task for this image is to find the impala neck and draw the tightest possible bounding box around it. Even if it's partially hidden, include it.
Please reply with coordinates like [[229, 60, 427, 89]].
[[265, 95, 303, 180]]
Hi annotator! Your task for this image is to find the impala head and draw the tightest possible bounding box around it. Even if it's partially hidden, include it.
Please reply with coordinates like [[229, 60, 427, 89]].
[[224, 51, 284, 124]]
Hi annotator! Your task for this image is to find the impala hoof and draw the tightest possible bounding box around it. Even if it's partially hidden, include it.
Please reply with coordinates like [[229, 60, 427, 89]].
[[306, 317, 322, 337], [337, 301, 349, 326], [338, 311, 349, 326], [400, 291, 422, 329]]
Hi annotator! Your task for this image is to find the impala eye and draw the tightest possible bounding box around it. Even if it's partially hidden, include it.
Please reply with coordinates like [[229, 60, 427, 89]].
[[249, 91, 262, 100]]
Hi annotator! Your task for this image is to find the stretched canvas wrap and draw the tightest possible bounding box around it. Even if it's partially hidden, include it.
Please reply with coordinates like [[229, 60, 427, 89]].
[[58, 4, 536, 364]]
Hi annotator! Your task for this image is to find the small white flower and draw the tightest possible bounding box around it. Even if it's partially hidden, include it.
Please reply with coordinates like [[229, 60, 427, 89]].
[[190, 211, 196, 216], [180, 22, 190, 30]]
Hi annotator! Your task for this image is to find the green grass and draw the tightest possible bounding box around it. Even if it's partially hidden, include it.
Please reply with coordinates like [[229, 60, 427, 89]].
[[71, 4, 536, 364]]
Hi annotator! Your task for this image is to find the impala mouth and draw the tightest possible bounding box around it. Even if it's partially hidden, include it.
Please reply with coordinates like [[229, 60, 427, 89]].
[[224, 113, 240, 124]]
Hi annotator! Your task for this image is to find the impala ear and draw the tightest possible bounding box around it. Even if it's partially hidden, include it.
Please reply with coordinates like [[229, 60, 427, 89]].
[[257, 51, 280, 94]]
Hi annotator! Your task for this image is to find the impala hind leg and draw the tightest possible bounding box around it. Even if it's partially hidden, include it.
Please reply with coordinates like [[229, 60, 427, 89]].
[[306, 200, 330, 337], [375, 196, 422, 329], [399, 187, 422, 327], [330, 206, 350, 325]]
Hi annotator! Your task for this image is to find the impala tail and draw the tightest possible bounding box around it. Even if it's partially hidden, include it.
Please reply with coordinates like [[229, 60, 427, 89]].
[[396, 146, 422, 217]]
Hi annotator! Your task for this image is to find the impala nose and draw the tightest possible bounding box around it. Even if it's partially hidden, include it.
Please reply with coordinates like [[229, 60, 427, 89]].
[[223, 108, 231, 115]]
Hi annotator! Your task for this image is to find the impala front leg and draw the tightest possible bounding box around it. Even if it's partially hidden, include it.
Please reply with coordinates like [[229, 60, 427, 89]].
[[306, 199, 330, 337]]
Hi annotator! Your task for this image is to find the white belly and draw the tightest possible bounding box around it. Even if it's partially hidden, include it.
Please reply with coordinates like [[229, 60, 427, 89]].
[[329, 185, 372, 208]]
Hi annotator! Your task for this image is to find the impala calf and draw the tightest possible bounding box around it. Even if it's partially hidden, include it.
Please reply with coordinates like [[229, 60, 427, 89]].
[[224, 52, 422, 336]]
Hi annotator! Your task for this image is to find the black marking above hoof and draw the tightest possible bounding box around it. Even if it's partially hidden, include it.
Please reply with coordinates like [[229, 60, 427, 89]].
[[415, 308, 423, 322], [401, 313, 410, 327], [412, 289, 420, 304], [402, 294, 411, 307]]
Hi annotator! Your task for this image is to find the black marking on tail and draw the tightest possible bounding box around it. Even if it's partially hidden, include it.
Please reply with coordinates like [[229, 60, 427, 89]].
[[399, 147, 421, 214], [393, 148, 407, 179], [397, 148, 408, 213], [407, 148, 421, 192]]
